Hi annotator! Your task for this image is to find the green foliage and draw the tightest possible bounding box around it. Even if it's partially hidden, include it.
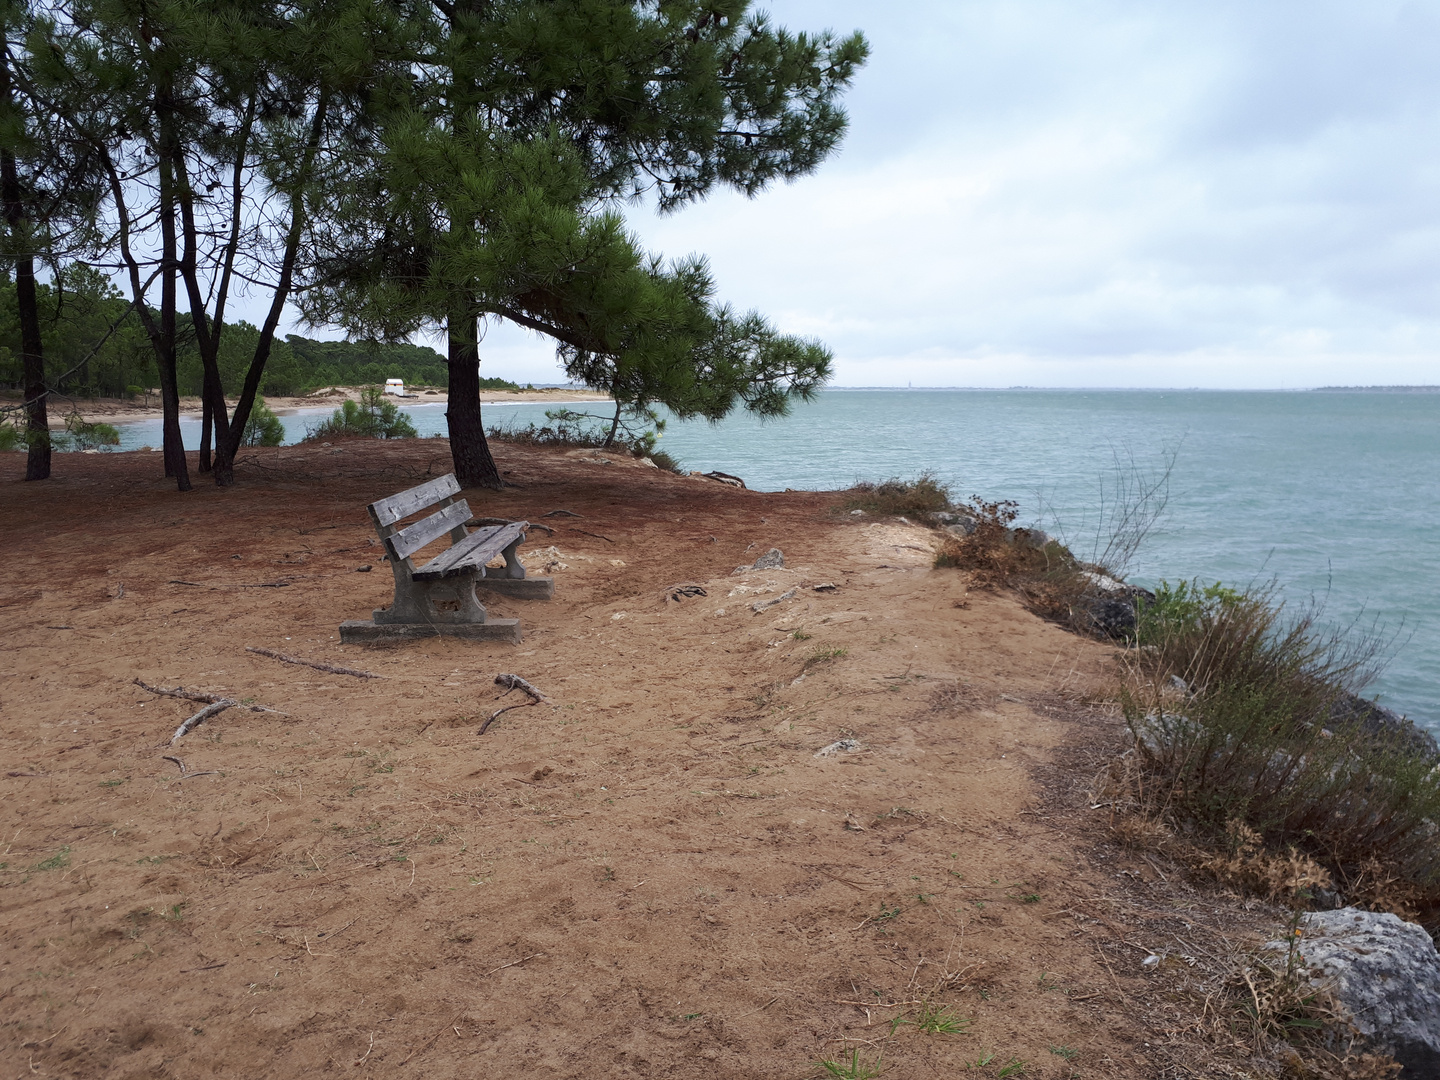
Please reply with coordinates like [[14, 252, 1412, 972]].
[[487, 405, 682, 471], [56, 413, 119, 451], [1118, 581, 1440, 914], [906, 1003, 971, 1035], [241, 399, 285, 447], [0, 415, 22, 451], [0, 265, 153, 397], [302, 1, 866, 471], [815, 1049, 883, 1079], [305, 387, 417, 441], [1136, 579, 1246, 645], [842, 472, 953, 517]]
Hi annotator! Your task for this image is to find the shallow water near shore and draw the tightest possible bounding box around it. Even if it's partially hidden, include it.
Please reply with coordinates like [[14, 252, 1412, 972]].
[[110, 388, 1438, 731]]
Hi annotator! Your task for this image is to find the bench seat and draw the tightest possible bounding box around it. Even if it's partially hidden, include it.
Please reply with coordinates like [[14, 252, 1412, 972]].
[[413, 522, 528, 580]]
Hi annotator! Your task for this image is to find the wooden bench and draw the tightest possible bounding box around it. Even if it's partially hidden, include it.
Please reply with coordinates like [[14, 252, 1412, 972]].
[[339, 473, 552, 644]]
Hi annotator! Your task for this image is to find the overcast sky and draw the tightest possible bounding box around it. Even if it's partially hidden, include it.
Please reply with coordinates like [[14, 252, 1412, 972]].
[[338, 1, 1440, 388]]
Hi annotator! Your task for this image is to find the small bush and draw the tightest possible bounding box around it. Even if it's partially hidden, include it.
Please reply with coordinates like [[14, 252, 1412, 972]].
[[305, 387, 417, 441], [488, 406, 673, 465], [57, 414, 120, 451], [241, 399, 285, 447], [648, 448, 685, 474], [841, 471, 952, 517], [1115, 582, 1440, 920], [0, 417, 22, 451]]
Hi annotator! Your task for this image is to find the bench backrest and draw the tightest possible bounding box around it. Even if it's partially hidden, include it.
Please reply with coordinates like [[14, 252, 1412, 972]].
[[367, 473, 471, 566]]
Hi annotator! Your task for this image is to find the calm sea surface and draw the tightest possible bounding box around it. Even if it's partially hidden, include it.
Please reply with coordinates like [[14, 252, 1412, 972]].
[[112, 389, 1439, 732]]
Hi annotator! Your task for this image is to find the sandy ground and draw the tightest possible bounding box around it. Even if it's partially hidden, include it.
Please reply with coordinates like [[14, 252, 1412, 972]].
[[0, 442, 1283, 1079], [12, 388, 612, 428]]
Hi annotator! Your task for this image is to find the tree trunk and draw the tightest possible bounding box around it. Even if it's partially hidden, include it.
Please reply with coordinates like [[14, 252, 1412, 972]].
[[199, 393, 212, 472], [0, 29, 49, 481], [603, 399, 622, 448], [446, 307, 500, 488], [156, 83, 190, 490]]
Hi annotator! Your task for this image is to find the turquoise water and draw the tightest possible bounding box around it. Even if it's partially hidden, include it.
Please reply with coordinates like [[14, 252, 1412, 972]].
[[111, 390, 1438, 731]]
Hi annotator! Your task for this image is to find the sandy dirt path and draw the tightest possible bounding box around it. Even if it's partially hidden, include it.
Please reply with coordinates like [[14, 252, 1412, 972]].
[[0, 442, 1272, 1079]]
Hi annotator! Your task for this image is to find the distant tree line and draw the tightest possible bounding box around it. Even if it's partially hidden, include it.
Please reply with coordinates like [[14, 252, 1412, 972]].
[[0, 269, 518, 398], [1, 0, 866, 487]]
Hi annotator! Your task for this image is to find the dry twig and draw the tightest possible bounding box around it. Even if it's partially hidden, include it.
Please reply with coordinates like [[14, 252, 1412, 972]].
[[170, 700, 235, 745], [245, 646, 382, 679], [133, 679, 283, 714]]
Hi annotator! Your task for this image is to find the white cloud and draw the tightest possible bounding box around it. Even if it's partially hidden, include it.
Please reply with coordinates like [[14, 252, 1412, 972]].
[[277, 0, 1440, 388]]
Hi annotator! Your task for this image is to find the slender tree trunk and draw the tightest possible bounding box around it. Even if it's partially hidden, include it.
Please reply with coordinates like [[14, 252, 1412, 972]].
[[213, 88, 327, 487], [199, 394, 212, 472], [156, 85, 190, 490], [446, 305, 500, 488], [603, 399, 622, 448], [1, 28, 48, 480]]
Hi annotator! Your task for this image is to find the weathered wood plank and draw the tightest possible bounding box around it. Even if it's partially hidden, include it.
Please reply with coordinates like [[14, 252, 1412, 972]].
[[388, 499, 472, 560], [368, 474, 461, 528], [415, 522, 527, 580]]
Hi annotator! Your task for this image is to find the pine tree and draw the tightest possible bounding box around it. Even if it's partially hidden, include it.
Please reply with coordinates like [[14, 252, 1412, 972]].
[[304, 1, 867, 487]]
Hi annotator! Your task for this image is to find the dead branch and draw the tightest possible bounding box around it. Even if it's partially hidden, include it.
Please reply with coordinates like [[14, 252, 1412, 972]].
[[542, 509, 580, 517], [569, 528, 613, 542], [170, 700, 235, 745], [479, 674, 551, 735], [133, 679, 283, 714], [245, 646, 382, 679], [494, 674, 549, 702]]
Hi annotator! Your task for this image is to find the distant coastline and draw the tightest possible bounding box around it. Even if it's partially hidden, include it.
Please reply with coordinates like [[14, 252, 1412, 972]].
[[1311, 385, 1440, 393]]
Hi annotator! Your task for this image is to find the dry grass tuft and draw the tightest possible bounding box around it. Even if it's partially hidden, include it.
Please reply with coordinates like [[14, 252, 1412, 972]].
[[840, 472, 953, 518]]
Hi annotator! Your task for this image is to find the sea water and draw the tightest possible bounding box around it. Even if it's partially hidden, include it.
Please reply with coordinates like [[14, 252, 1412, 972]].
[[109, 389, 1439, 732]]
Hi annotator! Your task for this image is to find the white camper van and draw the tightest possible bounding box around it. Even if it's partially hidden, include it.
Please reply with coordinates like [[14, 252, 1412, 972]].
[[383, 378, 407, 396]]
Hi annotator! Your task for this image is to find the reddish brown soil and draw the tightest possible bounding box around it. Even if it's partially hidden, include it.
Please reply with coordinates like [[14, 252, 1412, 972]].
[[0, 441, 1274, 1079]]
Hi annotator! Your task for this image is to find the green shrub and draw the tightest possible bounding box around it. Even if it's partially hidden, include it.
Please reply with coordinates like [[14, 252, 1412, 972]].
[[841, 471, 952, 517], [304, 387, 417, 441], [1117, 582, 1440, 918], [648, 448, 685, 474], [0, 417, 22, 451], [241, 398, 286, 447], [57, 414, 120, 451]]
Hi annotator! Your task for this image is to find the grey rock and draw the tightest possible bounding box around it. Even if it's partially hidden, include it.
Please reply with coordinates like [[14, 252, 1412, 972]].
[[751, 587, 798, 614], [1278, 908, 1440, 1074], [752, 548, 785, 570], [1078, 583, 1157, 641], [815, 738, 862, 758], [929, 510, 977, 531], [1327, 692, 1440, 762]]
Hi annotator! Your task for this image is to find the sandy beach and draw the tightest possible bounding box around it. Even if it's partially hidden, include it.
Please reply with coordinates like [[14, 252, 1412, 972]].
[[0, 440, 1290, 1078], [15, 387, 613, 427]]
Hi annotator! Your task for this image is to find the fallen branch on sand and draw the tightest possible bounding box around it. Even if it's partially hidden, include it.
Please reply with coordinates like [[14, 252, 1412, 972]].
[[245, 646, 382, 679], [133, 679, 284, 714], [161, 754, 219, 780], [480, 674, 550, 735], [170, 700, 235, 745]]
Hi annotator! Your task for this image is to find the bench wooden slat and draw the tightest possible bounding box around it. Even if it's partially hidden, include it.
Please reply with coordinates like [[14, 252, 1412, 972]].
[[388, 499, 472, 561], [369, 474, 462, 529], [414, 522, 528, 580]]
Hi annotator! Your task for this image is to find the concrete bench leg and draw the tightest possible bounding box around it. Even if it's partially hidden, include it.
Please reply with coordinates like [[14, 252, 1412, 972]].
[[374, 566, 488, 625]]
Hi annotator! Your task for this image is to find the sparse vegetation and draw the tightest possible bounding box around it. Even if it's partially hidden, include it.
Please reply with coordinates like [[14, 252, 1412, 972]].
[[487, 408, 685, 473], [815, 1049, 883, 1079], [841, 471, 952, 517], [1104, 580, 1440, 920]]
